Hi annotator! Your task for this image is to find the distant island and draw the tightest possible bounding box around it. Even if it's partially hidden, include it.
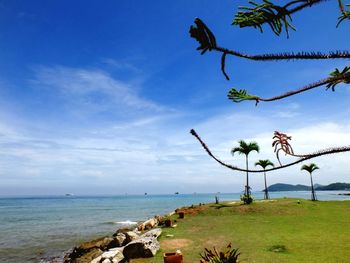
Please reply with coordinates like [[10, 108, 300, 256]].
[[266, 182, 350, 192]]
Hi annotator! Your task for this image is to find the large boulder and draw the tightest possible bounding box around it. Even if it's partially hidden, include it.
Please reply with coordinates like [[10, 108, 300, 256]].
[[64, 236, 115, 263], [141, 228, 162, 239], [123, 237, 160, 259], [124, 231, 139, 244], [137, 215, 162, 231], [114, 233, 126, 247], [78, 236, 115, 251], [113, 227, 134, 236], [90, 248, 125, 263], [70, 248, 103, 263]]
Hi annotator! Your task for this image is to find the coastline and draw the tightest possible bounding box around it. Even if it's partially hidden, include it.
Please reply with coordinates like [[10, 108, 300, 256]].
[[55, 211, 176, 263], [1, 192, 350, 263], [54, 198, 350, 263]]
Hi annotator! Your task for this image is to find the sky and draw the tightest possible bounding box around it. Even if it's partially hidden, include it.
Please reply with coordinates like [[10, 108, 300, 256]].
[[0, 0, 349, 196]]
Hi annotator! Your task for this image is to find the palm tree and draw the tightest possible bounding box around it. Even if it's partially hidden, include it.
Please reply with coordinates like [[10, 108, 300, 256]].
[[255, 159, 274, 200], [301, 163, 319, 201], [231, 140, 260, 201]]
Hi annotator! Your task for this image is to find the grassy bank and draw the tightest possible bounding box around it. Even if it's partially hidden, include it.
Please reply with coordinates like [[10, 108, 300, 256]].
[[132, 198, 350, 263]]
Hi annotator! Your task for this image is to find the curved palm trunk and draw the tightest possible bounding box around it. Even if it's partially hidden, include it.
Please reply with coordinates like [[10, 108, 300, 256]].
[[245, 155, 250, 196], [264, 170, 269, 200], [310, 172, 317, 201]]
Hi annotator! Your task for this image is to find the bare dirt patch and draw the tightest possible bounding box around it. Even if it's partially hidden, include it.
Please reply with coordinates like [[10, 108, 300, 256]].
[[161, 239, 193, 250], [176, 205, 206, 215], [203, 235, 227, 248]]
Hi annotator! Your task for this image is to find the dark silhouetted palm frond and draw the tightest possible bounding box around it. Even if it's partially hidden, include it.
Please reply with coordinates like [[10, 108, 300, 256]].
[[189, 18, 217, 55]]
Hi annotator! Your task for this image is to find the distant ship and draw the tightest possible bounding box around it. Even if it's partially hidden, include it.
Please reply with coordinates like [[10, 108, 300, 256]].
[[65, 193, 74, 196], [144, 192, 147, 195], [175, 192, 179, 195]]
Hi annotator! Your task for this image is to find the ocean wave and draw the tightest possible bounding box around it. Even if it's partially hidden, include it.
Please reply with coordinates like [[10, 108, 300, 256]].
[[104, 220, 138, 225]]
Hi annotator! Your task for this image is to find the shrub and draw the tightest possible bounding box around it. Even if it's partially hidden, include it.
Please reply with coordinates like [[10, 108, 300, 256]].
[[240, 194, 253, 204], [200, 243, 240, 263]]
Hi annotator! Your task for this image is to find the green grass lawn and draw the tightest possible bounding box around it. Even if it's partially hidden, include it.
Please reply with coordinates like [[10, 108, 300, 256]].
[[132, 198, 350, 263]]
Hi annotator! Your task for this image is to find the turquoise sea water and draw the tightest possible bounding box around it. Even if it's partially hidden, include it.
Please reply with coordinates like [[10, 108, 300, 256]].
[[0, 191, 349, 263]]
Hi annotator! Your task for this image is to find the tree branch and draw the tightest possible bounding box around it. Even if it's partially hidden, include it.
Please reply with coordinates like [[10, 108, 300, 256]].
[[214, 46, 350, 61], [190, 129, 350, 173], [190, 18, 350, 80], [232, 0, 330, 37], [227, 67, 350, 105]]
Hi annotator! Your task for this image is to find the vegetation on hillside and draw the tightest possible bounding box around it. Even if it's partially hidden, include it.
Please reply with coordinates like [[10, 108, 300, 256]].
[[316, 182, 350, 190]]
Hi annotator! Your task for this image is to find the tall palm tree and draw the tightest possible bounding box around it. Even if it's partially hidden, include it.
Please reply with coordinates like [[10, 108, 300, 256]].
[[301, 163, 319, 201], [255, 159, 274, 200], [231, 140, 260, 200]]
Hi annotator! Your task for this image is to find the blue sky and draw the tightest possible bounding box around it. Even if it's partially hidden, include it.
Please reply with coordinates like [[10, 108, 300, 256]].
[[0, 0, 349, 196]]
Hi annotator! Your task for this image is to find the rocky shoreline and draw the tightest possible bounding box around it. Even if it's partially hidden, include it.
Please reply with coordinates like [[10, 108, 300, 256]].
[[47, 214, 171, 263]]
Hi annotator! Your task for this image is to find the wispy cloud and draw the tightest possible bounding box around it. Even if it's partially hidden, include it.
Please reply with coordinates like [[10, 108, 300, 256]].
[[0, 63, 349, 195], [101, 58, 141, 73], [0, 103, 349, 195], [32, 66, 165, 117]]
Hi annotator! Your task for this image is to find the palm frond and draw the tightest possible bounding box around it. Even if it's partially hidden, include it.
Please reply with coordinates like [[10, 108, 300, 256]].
[[337, 2, 350, 27], [301, 163, 320, 173], [189, 18, 217, 55], [232, 0, 296, 37], [255, 159, 275, 169], [232, 0, 326, 37], [227, 88, 259, 103], [232, 140, 260, 156], [326, 66, 350, 91]]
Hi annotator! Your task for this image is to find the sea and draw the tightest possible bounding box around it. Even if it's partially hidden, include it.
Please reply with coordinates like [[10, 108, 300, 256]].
[[0, 191, 349, 263]]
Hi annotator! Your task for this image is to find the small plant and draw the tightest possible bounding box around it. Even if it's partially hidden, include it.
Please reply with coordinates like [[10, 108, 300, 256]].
[[240, 193, 254, 204], [268, 244, 288, 253], [200, 243, 240, 263]]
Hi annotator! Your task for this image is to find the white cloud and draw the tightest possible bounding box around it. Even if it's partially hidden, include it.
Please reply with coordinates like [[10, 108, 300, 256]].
[[32, 66, 165, 115], [0, 107, 349, 195], [273, 102, 300, 118], [0, 64, 349, 195]]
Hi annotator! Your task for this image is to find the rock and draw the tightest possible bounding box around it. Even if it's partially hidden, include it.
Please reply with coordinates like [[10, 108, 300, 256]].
[[101, 248, 124, 263], [90, 248, 125, 263], [79, 236, 115, 251], [141, 228, 162, 239], [123, 237, 160, 259], [113, 227, 133, 236], [90, 256, 102, 263], [64, 236, 116, 263], [114, 233, 126, 247], [71, 248, 103, 263], [124, 231, 139, 244], [113, 247, 124, 254], [137, 215, 162, 231]]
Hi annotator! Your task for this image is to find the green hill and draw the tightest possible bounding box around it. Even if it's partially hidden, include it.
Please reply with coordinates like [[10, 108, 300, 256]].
[[316, 182, 350, 190], [266, 183, 310, 192], [267, 182, 350, 191]]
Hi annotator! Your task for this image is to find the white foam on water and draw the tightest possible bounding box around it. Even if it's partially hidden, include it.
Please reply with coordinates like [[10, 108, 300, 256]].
[[116, 220, 138, 225]]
